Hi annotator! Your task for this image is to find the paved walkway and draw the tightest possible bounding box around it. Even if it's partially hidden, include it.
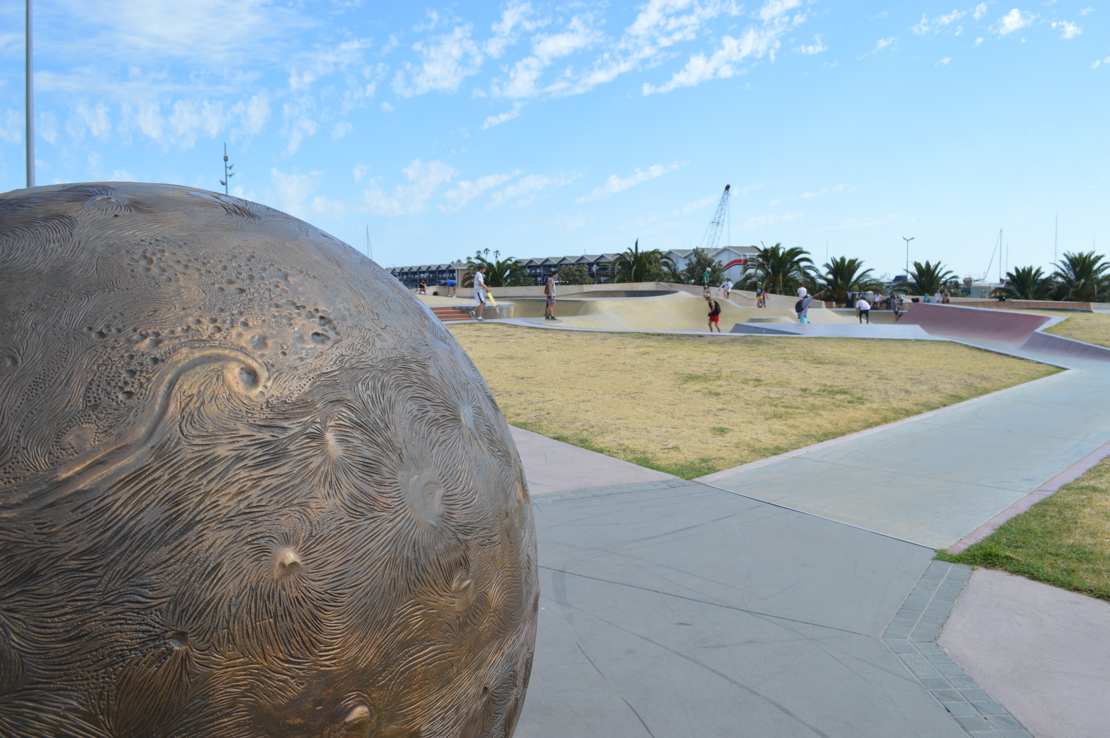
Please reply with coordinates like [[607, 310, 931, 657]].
[[509, 308, 1110, 738]]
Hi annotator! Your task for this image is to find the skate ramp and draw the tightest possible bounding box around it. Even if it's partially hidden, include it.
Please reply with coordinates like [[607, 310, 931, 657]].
[[730, 323, 937, 340], [547, 292, 848, 333], [899, 303, 1051, 345], [902, 303, 1110, 362]]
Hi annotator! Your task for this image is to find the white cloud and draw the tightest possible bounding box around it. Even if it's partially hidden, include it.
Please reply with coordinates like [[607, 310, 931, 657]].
[[332, 121, 353, 139], [736, 211, 805, 230], [643, 26, 784, 94], [288, 40, 372, 90], [672, 194, 717, 216], [489, 173, 577, 208], [937, 56, 953, 65], [268, 168, 325, 220], [1094, 56, 1110, 69], [759, 0, 802, 22], [492, 15, 602, 99], [440, 171, 519, 212], [913, 9, 966, 35], [1079, 7, 1094, 17], [39, 112, 58, 145], [577, 162, 687, 202], [794, 35, 827, 54], [44, 0, 308, 67], [1052, 21, 1082, 39], [231, 93, 271, 138], [858, 37, 896, 60], [553, 214, 587, 232], [481, 104, 524, 129], [0, 109, 21, 144], [544, 0, 743, 98], [485, 1, 548, 58], [65, 101, 112, 141], [800, 184, 847, 199], [973, 3, 988, 20], [362, 159, 456, 216], [353, 164, 368, 183], [281, 105, 318, 156], [974, 37, 985, 46], [995, 9, 1036, 36], [393, 25, 483, 97]]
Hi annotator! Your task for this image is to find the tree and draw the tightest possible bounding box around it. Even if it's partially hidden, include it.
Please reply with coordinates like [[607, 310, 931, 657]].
[[678, 248, 725, 286], [557, 263, 594, 285], [1052, 251, 1110, 301], [739, 242, 815, 295], [994, 266, 1055, 300], [460, 249, 529, 288], [897, 260, 958, 295], [611, 239, 676, 283], [820, 256, 879, 306]]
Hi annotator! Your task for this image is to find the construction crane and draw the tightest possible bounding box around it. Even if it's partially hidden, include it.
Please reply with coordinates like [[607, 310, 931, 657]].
[[696, 184, 730, 252]]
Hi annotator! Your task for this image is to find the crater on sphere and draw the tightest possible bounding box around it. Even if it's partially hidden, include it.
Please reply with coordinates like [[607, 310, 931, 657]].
[[402, 470, 446, 525]]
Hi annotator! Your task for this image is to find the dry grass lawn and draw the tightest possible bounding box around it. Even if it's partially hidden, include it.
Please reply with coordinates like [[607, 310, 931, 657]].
[[449, 325, 1057, 478], [940, 456, 1110, 602], [1044, 312, 1110, 349]]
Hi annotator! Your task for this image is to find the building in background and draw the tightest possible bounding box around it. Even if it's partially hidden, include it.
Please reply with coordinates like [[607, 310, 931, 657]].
[[389, 246, 758, 290]]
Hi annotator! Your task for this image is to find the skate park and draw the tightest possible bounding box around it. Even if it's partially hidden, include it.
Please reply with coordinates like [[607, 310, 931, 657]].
[[431, 292, 1110, 738]]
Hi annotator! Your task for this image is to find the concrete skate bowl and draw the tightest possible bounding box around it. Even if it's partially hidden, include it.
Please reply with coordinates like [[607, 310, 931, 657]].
[[901, 303, 1110, 362], [517, 291, 848, 332]]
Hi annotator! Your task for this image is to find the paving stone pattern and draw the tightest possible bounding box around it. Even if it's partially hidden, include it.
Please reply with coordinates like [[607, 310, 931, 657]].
[[884, 561, 1033, 737]]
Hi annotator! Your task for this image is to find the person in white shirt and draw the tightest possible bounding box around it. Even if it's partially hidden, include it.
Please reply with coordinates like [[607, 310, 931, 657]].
[[470, 265, 488, 321], [855, 296, 871, 324], [720, 279, 732, 300]]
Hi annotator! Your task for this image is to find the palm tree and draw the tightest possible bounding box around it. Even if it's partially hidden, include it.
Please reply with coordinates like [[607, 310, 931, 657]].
[[897, 260, 957, 296], [461, 250, 529, 288], [820, 256, 878, 305], [612, 239, 676, 283], [740, 242, 815, 295], [1052, 251, 1110, 301], [994, 266, 1055, 300]]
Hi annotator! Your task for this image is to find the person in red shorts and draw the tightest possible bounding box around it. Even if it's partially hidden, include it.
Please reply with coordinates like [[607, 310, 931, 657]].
[[705, 293, 722, 333]]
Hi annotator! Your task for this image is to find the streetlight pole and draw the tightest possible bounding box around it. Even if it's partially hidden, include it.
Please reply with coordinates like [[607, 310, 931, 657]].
[[902, 236, 915, 277], [25, 0, 34, 188], [219, 142, 235, 194]]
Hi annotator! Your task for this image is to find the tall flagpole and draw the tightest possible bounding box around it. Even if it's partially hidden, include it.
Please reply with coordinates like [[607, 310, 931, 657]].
[[25, 0, 34, 187]]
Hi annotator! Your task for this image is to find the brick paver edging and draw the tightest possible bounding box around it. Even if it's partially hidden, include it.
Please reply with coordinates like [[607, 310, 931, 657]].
[[885, 561, 1032, 737]]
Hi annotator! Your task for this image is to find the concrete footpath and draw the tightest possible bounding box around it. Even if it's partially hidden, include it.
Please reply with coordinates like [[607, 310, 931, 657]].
[[511, 430, 1026, 737], [507, 315, 1110, 737]]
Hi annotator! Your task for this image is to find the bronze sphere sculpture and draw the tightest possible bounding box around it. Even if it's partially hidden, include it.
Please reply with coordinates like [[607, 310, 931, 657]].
[[0, 183, 538, 737]]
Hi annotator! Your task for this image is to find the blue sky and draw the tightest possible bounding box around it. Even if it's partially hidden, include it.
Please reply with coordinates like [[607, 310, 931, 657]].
[[1, 0, 1106, 279]]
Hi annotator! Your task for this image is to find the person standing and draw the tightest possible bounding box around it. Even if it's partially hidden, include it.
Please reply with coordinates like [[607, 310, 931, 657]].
[[705, 293, 722, 333], [756, 282, 767, 308], [544, 270, 559, 321], [855, 295, 871, 324], [470, 265, 489, 321], [720, 278, 732, 300]]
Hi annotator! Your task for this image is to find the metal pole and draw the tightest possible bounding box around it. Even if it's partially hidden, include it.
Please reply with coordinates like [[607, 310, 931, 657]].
[[25, 0, 34, 188]]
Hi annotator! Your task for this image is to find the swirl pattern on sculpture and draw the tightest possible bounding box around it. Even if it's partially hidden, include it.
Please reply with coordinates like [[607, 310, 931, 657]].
[[0, 183, 538, 738]]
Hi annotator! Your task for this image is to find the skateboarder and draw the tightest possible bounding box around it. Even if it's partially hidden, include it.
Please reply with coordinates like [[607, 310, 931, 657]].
[[469, 265, 488, 321], [544, 270, 559, 321], [706, 293, 722, 333]]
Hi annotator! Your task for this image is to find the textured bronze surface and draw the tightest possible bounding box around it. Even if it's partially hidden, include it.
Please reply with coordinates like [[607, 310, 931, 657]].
[[0, 183, 538, 737]]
